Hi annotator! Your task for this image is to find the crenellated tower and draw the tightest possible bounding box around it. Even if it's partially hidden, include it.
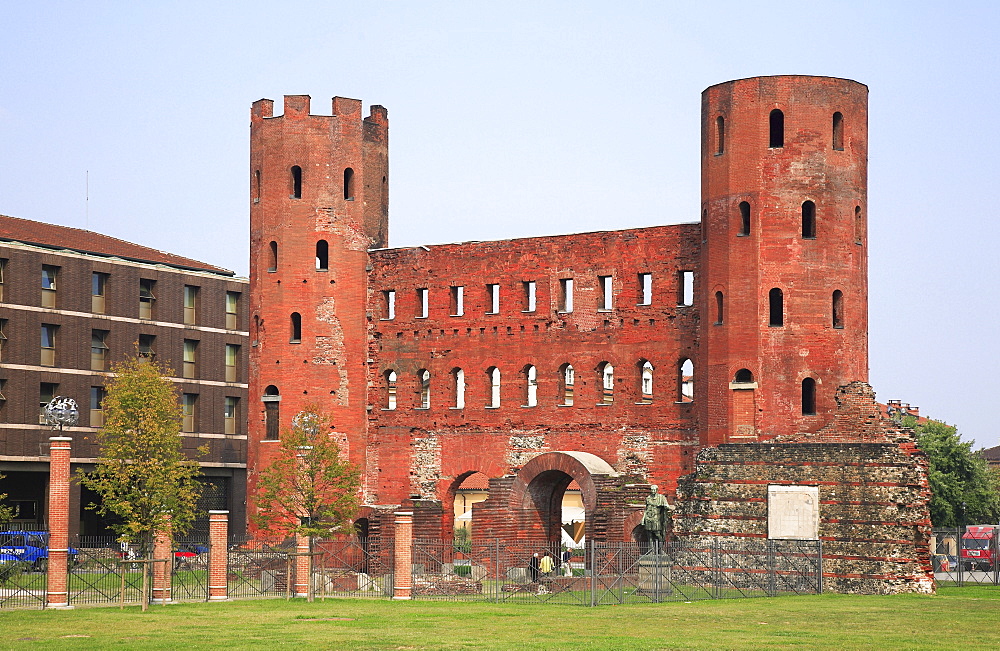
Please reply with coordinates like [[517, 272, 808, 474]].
[[247, 95, 388, 523], [697, 76, 868, 445]]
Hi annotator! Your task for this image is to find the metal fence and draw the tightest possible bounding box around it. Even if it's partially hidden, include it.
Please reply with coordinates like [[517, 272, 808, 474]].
[[0, 560, 47, 609], [171, 538, 210, 601], [227, 538, 295, 599], [932, 527, 1000, 586], [69, 537, 147, 607], [409, 538, 823, 605], [312, 537, 394, 598]]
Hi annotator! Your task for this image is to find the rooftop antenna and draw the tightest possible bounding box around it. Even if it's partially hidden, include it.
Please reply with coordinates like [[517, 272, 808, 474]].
[[85, 170, 89, 230]]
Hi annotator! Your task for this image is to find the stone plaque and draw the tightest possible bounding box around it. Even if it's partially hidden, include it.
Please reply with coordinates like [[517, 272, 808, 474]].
[[767, 485, 819, 540]]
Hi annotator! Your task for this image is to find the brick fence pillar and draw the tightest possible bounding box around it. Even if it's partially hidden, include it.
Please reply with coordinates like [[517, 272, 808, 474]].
[[208, 510, 229, 601], [393, 511, 413, 600], [46, 436, 72, 609], [152, 526, 172, 603], [294, 532, 310, 598]]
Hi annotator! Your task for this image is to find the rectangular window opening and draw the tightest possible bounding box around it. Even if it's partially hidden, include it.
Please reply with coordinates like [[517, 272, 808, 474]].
[[91, 330, 109, 371], [225, 344, 240, 383], [183, 339, 198, 379], [522, 281, 536, 313], [383, 290, 396, 320], [638, 273, 652, 305], [487, 284, 500, 314], [559, 278, 574, 313], [224, 397, 239, 435], [678, 271, 694, 307], [39, 382, 58, 425], [417, 288, 428, 318], [182, 393, 198, 433], [138, 334, 156, 362], [40, 324, 57, 367], [92, 272, 108, 314], [139, 279, 156, 319], [450, 286, 464, 316], [90, 386, 106, 428], [41, 265, 58, 308], [183, 286, 199, 325], [599, 275, 613, 311], [226, 292, 240, 330]]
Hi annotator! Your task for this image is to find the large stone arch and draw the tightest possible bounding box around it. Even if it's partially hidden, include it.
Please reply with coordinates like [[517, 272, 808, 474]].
[[508, 451, 617, 514]]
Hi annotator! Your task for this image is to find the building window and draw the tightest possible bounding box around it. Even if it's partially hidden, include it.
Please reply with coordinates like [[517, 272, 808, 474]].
[[0, 319, 7, 362], [769, 288, 784, 327], [802, 378, 816, 415], [599, 275, 613, 311], [91, 330, 109, 371], [678, 271, 694, 307], [41, 265, 58, 308], [290, 312, 302, 343], [417, 288, 428, 318], [522, 281, 536, 312], [92, 272, 108, 314], [854, 205, 863, 245], [450, 286, 464, 316], [0, 379, 6, 418], [138, 334, 156, 362], [182, 393, 198, 433], [264, 385, 280, 439], [90, 386, 106, 428], [486, 284, 500, 315], [0, 258, 6, 301], [559, 364, 576, 407], [384, 371, 397, 410], [769, 109, 784, 148], [226, 292, 240, 330], [224, 396, 239, 435], [418, 369, 431, 409], [39, 382, 58, 425], [634, 273, 652, 306], [832, 290, 844, 329], [184, 285, 199, 325], [486, 367, 501, 408], [139, 279, 156, 319], [253, 169, 261, 203], [40, 324, 57, 367], [315, 240, 329, 271], [716, 115, 725, 154], [383, 290, 396, 320], [640, 360, 654, 403], [225, 344, 240, 383], [738, 201, 751, 236], [291, 166, 302, 199], [343, 167, 355, 201], [268, 241, 278, 272], [523, 365, 538, 407], [452, 368, 465, 409], [832, 112, 844, 150], [715, 291, 724, 325], [802, 201, 816, 239], [183, 340, 199, 379], [734, 368, 754, 384], [598, 362, 614, 405], [559, 278, 573, 313], [678, 358, 694, 402]]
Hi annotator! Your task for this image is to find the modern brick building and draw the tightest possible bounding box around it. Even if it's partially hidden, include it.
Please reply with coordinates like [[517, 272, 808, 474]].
[[248, 76, 877, 545], [0, 214, 249, 537]]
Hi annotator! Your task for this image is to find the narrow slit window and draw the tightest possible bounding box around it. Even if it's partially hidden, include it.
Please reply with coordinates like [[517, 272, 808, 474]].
[[598, 362, 614, 405], [523, 281, 536, 312], [452, 368, 465, 409], [561, 364, 575, 406], [263, 386, 280, 440], [384, 371, 397, 410], [678, 271, 694, 307], [450, 286, 464, 316], [253, 170, 261, 203], [832, 112, 844, 150], [559, 279, 574, 313], [638, 273, 652, 305], [716, 115, 725, 154], [487, 367, 501, 408], [715, 291, 724, 325], [854, 205, 863, 244], [343, 167, 355, 200], [678, 358, 694, 402], [316, 240, 329, 270], [291, 166, 302, 199], [802, 201, 816, 239], [383, 290, 396, 320], [599, 275, 613, 311], [738, 201, 751, 236], [640, 361, 654, 403], [802, 378, 816, 415], [524, 365, 538, 407], [290, 312, 302, 343], [418, 370, 430, 409], [417, 288, 428, 318], [487, 284, 500, 314], [769, 288, 784, 326], [769, 109, 784, 148], [832, 290, 844, 329], [268, 241, 278, 272]]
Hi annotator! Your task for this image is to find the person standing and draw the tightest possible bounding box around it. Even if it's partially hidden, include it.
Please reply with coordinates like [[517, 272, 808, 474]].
[[529, 552, 540, 582], [562, 549, 573, 576], [539, 552, 555, 579]]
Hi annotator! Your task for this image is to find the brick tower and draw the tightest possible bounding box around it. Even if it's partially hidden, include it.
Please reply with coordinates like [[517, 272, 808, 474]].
[[698, 76, 869, 445], [247, 95, 388, 521]]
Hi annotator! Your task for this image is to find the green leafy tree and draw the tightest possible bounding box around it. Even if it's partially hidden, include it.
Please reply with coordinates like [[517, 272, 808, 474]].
[[78, 355, 204, 549], [0, 473, 16, 525], [906, 416, 1000, 527], [253, 407, 360, 539]]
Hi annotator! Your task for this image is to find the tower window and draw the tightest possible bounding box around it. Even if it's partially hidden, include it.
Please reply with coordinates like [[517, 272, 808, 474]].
[[290, 312, 302, 343], [678, 271, 694, 307], [769, 109, 784, 148], [268, 241, 278, 272], [832, 112, 844, 151], [640, 360, 654, 403], [487, 367, 501, 408], [316, 240, 329, 271], [253, 169, 261, 203], [524, 365, 538, 407], [678, 359, 694, 402], [599, 275, 613, 311], [768, 288, 783, 327], [417, 288, 428, 318], [522, 281, 536, 312], [598, 362, 614, 405], [559, 278, 574, 313], [638, 273, 652, 305], [832, 290, 844, 329], [715, 291, 724, 325], [263, 385, 280, 439], [802, 378, 816, 415], [854, 205, 863, 244], [716, 115, 725, 155], [384, 371, 397, 410], [802, 201, 816, 239], [344, 167, 355, 201], [560, 363, 575, 406], [418, 370, 430, 409], [383, 290, 396, 320], [486, 284, 500, 315], [291, 166, 302, 199], [738, 201, 751, 236], [452, 368, 465, 409], [450, 286, 464, 316], [734, 368, 754, 384]]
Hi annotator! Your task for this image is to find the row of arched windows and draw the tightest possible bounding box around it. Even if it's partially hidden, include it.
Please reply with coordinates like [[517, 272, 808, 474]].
[[709, 289, 845, 329], [251, 166, 356, 202], [265, 239, 334, 273], [380, 359, 695, 411], [734, 200, 862, 240], [714, 110, 846, 154]]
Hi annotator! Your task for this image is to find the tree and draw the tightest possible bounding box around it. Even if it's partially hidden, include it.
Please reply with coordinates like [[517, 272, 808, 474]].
[[906, 416, 1000, 527], [78, 355, 204, 549], [0, 473, 16, 526], [253, 407, 360, 539]]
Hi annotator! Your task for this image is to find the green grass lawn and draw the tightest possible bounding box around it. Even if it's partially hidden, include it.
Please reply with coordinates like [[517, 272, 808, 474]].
[[2, 586, 999, 650]]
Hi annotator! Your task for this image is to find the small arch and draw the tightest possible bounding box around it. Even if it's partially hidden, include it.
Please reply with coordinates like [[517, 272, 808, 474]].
[[381, 175, 388, 208], [738, 201, 751, 236], [268, 241, 278, 272], [854, 205, 863, 244], [384, 370, 398, 410], [734, 368, 754, 384], [559, 363, 575, 406], [716, 115, 725, 154], [832, 112, 844, 150], [418, 369, 430, 409], [769, 109, 784, 148], [678, 358, 694, 402], [486, 366, 501, 408], [715, 291, 724, 325], [523, 365, 538, 407], [768, 288, 783, 327], [291, 166, 302, 199], [832, 290, 844, 329], [802, 201, 816, 239], [290, 312, 302, 343], [315, 240, 329, 271], [802, 377, 817, 415], [263, 385, 280, 440], [344, 167, 355, 201], [452, 368, 465, 409], [597, 362, 614, 405], [253, 169, 261, 202], [639, 360, 653, 403]]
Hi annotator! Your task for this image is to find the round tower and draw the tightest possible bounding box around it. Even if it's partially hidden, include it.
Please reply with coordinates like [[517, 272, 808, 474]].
[[698, 76, 868, 445], [247, 95, 388, 521]]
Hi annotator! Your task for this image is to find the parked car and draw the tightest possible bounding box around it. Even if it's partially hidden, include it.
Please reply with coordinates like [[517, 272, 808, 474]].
[[0, 531, 78, 571], [961, 526, 997, 571]]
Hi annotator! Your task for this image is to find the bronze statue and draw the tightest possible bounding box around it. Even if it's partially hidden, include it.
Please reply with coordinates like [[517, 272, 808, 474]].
[[642, 484, 674, 551]]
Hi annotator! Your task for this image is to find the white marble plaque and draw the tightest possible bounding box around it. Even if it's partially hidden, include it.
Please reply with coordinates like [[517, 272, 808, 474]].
[[767, 485, 819, 540]]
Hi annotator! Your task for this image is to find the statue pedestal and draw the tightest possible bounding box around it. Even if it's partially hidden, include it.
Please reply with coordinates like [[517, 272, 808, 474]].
[[637, 554, 673, 599]]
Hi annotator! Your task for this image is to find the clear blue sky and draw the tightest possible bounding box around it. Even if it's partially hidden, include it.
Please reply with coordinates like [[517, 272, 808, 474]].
[[1, 1, 997, 448]]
